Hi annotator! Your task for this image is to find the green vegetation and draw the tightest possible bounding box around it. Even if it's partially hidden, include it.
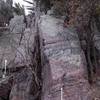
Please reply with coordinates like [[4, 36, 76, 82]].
[[0, 0, 13, 26], [0, 0, 26, 26], [13, 3, 25, 15], [96, 4, 100, 15]]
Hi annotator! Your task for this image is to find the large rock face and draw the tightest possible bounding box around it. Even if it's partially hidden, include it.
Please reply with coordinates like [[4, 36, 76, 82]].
[[39, 15, 92, 100], [0, 27, 34, 71], [0, 17, 39, 99], [0, 16, 27, 72]]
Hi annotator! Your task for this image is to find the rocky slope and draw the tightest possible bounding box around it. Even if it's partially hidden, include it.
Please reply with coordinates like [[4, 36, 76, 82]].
[[0, 1, 100, 99], [0, 15, 41, 100]]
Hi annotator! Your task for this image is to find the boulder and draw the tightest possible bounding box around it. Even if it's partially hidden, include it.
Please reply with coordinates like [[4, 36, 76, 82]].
[[0, 67, 39, 100], [9, 15, 25, 34], [39, 15, 92, 100], [9, 68, 39, 100]]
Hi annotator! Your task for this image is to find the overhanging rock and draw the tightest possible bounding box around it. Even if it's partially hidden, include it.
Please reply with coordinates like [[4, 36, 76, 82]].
[[39, 15, 92, 100]]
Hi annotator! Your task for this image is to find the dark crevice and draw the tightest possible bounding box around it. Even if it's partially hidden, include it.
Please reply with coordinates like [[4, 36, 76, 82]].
[[77, 15, 100, 84], [31, 32, 43, 99]]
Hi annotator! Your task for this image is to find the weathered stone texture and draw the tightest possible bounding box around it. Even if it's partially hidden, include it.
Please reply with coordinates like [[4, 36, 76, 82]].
[[9, 68, 37, 100], [39, 15, 91, 100], [0, 26, 35, 70], [9, 15, 25, 34], [0, 67, 38, 100], [0, 15, 40, 100]]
